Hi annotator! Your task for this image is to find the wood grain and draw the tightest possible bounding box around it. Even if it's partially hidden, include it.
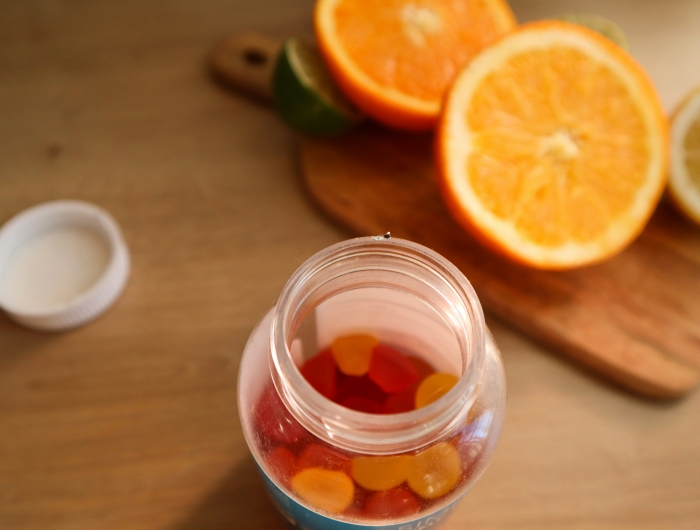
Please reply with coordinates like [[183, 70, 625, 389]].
[[301, 126, 700, 399], [1, 1, 699, 530]]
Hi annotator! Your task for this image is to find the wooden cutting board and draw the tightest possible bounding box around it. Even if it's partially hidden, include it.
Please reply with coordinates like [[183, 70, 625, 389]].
[[213, 34, 700, 399]]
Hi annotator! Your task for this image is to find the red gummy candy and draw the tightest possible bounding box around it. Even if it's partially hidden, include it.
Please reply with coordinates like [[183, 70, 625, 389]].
[[336, 374, 388, 404], [365, 488, 420, 518], [406, 355, 435, 380], [369, 345, 420, 394], [266, 446, 298, 488], [340, 396, 383, 414], [383, 384, 418, 414], [254, 384, 307, 445], [299, 443, 352, 475], [300, 348, 338, 400]]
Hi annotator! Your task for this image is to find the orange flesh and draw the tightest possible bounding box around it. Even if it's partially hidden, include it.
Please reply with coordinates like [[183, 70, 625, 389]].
[[333, 0, 512, 103], [466, 47, 649, 246]]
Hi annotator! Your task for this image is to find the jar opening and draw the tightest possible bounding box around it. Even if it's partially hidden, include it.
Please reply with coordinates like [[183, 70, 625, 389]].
[[269, 237, 486, 454]]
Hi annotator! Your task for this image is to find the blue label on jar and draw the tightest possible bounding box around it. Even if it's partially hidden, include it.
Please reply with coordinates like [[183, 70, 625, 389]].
[[257, 465, 464, 530]]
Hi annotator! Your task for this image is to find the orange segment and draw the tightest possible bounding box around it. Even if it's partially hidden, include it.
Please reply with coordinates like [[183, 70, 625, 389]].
[[406, 442, 462, 499], [352, 455, 411, 491], [415, 373, 459, 409], [315, 0, 516, 130], [437, 21, 668, 269], [291, 468, 355, 514], [331, 334, 379, 376]]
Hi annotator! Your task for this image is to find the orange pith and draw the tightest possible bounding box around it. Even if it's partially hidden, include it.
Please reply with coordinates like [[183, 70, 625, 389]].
[[315, 0, 516, 130], [437, 21, 668, 269]]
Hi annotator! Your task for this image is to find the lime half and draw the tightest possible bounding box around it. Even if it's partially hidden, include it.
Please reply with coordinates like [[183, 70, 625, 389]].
[[556, 13, 629, 51], [273, 38, 363, 136]]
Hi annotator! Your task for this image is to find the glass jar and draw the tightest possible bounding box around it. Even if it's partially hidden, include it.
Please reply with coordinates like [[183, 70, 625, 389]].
[[238, 236, 506, 529]]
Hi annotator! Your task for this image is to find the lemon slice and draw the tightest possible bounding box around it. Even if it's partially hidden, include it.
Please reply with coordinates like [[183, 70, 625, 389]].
[[272, 38, 363, 136], [669, 87, 700, 224]]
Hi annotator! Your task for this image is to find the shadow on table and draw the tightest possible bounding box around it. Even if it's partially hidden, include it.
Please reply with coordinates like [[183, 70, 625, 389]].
[[172, 456, 291, 530]]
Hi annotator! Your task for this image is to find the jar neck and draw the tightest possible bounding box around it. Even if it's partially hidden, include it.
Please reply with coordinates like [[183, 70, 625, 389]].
[[269, 236, 486, 455]]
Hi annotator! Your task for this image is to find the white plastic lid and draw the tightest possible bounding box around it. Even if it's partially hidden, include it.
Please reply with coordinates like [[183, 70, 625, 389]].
[[0, 200, 131, 331]]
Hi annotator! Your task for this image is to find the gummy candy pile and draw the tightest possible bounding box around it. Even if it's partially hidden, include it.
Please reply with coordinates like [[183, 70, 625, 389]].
[[253, 333, 479, 520]]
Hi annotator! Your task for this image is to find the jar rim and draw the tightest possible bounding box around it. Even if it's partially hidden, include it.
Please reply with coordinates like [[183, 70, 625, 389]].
[[269, 236, 486, 454]]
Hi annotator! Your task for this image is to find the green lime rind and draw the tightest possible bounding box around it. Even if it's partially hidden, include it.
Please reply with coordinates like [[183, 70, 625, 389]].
[[273, 38, 363, 137], [555, 13, 630, 51]]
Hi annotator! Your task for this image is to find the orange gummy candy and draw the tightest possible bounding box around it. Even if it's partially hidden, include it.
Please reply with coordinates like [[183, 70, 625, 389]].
[[331, 334, 378, 376], [291, 468, 355, 514], [406, 442, 462, 499], [351, 455, 411, 491], [415, 373, 459, 409]]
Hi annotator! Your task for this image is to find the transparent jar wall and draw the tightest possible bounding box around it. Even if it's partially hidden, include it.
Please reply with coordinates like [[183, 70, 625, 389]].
[[238, 238, 506, 528], [298, 288, 462, 374]]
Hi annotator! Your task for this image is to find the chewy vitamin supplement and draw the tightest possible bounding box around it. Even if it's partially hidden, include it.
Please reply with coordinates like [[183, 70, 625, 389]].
[[352, 455, 411, 491], [300, 348, 337, 400], [407, 442, 462, 499], [331, 333, 379, 376], [369, 344, 420, 393], [365, 488, 420, 518], [239, 237, 506, 529], [415, 373, 460, 409], [291, 468, 355, 514]]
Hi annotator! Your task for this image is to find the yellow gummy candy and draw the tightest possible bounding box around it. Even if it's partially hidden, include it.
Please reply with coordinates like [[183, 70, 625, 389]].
[[415, 373, 459, 409], [406, 442, 462, 499], [331, 334, 379, 376], [351, 455, 411, 491], [291, 467, 355, 514]]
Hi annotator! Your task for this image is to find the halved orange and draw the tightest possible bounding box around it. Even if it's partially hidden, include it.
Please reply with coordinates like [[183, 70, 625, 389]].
[[314, 0, 516, 131], [437, 21, 668, 269]]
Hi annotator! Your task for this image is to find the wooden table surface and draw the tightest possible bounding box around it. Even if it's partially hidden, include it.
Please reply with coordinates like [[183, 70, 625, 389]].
[[1, 1, 700, 529]]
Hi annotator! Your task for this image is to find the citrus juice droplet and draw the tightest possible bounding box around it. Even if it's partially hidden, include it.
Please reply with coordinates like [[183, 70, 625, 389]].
[[266, 446, 298, 488], [300, 348, 338, 400], [365, 487, 420, 518], [368, 344, 420, 393], [352, 455, 411, 491], [291, 468, 355, 514], [407, 442, 462, 499], [415, 373, 459, 409], [331, 334, 379, 376]]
